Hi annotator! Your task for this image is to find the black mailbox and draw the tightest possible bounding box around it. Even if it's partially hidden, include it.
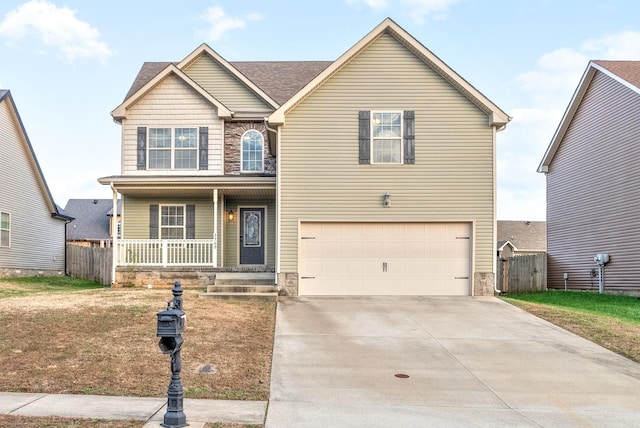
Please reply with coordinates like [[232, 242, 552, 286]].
[[158, 335, 184, 355], [156, 308, 185, 337]]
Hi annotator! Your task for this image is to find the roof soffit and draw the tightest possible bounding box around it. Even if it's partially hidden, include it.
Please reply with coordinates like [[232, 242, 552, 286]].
[[269, 18, 510, 127], [178, 43, 280, 110], [111, 64, 232, 121]]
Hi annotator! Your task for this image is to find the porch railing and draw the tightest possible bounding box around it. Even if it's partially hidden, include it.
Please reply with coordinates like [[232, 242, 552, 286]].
[[116, 239, 215, 267]]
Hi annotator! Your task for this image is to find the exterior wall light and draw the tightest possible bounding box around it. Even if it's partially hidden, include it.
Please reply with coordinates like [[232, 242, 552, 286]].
[[383, 192, 391, 207], [227, 210, 235, 221]]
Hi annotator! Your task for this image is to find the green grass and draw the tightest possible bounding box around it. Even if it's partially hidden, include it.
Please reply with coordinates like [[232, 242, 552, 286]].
[[504, 290, 640, 325], [0, 276, 105, 298]]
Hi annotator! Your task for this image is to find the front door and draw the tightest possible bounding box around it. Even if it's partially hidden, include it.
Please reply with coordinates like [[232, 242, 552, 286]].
[[239, 208, 265, 264]]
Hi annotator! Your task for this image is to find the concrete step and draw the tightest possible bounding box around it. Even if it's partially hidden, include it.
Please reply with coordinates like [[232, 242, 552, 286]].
[[198, 292, 279, 302], [214, 272, 276, 286], [206, 284, 278, 293]]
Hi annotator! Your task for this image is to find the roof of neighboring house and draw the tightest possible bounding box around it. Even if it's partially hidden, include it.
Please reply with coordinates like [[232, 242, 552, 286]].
[[0, 90, 73, 222], [124, 60, 332, 106], [497, 221, 546, 252], [538, 60, 640, 172], [64, 199, 121, 241]]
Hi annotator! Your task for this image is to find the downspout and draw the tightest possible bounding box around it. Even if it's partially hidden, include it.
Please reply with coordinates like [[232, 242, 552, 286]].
[[265, 119, 280, 286], [110, 182, 118, 285]]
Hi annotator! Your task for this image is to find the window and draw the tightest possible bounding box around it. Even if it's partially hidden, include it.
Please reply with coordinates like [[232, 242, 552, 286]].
[[372, 112, 402, 163], [358, 111, 415, 165], [0, 212, 9, 247], [241, 130, 264, 172], [160, 205, 184, 239], [148, 128, 198, 170]]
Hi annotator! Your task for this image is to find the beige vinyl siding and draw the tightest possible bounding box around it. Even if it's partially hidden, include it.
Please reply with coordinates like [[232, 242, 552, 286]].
[[123, 195, 215, 239], [223, 199, 276, 267], [0, 98, 65, 271], [121, 74, 223, 175], [279, 33, 495, 274], [546, 71, 640, 293], [183, 55, 273, 112]]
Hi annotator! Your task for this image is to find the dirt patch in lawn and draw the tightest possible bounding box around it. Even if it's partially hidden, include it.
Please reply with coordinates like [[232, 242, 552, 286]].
[[0, 286, 275, 401], [507, 299, 640, 363]]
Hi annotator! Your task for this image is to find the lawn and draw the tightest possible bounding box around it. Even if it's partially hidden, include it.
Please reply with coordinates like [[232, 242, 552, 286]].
[[0, 276, 275, 427], [503, 290, 640, 363]]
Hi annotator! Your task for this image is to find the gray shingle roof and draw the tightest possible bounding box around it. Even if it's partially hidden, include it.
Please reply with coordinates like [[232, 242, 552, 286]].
[[64, 199, 120, 241], [497, 221, 546, 251], [123, 60, 333, 106]]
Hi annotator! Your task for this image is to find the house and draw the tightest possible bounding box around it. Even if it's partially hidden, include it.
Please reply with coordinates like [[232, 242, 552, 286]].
[[99, 18, 510, 296], [0, 90, 73, 278], [538, 60, 640, 294], [497, 220, 546, 260], [64, 199, 121, 247]]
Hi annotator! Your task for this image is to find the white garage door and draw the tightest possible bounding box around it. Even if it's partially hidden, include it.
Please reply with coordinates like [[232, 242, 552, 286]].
[[298, 222, 471, 296]]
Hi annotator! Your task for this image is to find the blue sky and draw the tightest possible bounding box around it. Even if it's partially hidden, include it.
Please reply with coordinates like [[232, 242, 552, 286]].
[[2, 0, 640, 220]]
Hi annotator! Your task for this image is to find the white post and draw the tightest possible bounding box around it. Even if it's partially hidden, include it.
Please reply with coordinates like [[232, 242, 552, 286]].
[[213, 189, 218, 267], [110, 183, 118, 285]]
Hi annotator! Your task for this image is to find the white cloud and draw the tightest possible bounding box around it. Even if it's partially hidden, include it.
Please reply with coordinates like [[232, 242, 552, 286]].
[[346, 0, 460, 23], [199, 6, 263, 41], [582, 31, 640, 59], [0, 0, 112, 62]]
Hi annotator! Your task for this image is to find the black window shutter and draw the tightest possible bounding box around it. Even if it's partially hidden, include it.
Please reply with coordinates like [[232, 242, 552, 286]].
[[149, 204, 159, 239], [358, 111, 370, 164], [403, 111, 415, 164], [186, 205, 195, 239], [137, 127, 147, 170], [199, 127, 208, 170]]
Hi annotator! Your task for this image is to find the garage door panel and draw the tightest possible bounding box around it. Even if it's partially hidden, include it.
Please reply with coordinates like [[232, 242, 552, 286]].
[[299, 222, 471, 296]]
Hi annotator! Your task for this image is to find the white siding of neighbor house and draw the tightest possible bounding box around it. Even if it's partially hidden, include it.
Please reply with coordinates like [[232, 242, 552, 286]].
[[121, 74, 223, 175], [278, 32, 496, 275], [0, 97, 66, 271], [546, 71, 640, 294], [183, 54, 273, 112]]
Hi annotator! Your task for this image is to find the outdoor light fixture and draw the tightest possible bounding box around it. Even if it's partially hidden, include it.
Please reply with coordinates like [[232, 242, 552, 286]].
[[383, 192, 391, 207], [227, 210, 235, 221]]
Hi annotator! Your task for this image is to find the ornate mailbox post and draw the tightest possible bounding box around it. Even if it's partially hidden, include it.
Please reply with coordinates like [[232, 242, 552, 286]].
[[156, 281, 188, 428]]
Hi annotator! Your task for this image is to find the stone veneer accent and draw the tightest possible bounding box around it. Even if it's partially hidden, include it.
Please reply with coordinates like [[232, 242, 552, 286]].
[[224, 122, 276, 175], [474, 272, 496, 296], [277, 272, 298, 296], [115, 267, 216, 288]]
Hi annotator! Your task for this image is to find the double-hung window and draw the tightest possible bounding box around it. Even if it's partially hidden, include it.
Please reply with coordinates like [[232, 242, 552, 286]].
[[241, 129, 264, 172], [0, 211, 9, 247], [147, 128, 198, 170], [160, 205, 185, 239], [372, 112, 402, 163], [359, 110, 415, 165]]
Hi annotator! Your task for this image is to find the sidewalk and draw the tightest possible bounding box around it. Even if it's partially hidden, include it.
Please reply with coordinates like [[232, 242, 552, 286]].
[[0, 392, 267, 427]]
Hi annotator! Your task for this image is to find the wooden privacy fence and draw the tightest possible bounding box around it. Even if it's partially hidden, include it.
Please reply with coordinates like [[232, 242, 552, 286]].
[[499, 253, 547, 294], [66, 244, 112, 285]]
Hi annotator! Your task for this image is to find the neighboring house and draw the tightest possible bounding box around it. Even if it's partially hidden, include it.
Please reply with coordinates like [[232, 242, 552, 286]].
[[538, 60, 640, 294], [497, 220, 546, 260], [64, 199, 121, 247], [99, 18, 510, 296], [0, 90, 73, 277]]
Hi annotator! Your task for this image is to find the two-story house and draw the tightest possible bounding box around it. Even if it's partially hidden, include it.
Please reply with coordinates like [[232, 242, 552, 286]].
[[99, 18, 510, 296]]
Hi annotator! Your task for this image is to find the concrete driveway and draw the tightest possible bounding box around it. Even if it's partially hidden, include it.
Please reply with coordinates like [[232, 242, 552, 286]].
[[265, 296, 640, 427]]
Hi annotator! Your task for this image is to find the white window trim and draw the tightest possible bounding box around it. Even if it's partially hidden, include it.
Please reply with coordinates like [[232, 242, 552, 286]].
[[159, 204, 186, 240], [240, 129, 265, 173], [0, 211, 10, 248], [370, 110, 404, 165], [148, 127, 199, 170]]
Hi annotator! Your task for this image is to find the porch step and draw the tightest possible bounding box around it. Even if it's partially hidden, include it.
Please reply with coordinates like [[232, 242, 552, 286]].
[[199, 272, 278, 301], [199, 291, 279, 302]]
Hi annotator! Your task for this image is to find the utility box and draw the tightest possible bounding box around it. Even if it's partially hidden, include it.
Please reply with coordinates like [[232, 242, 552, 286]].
[[594, 253, 610, 266]]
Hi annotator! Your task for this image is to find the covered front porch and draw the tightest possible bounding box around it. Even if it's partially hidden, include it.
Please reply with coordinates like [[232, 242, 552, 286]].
[[99, 175, 277, 286]]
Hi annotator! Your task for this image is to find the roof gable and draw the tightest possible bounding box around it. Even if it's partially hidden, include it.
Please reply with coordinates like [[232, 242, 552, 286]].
[[268, 18, 510, 126], [178, 43, 279, 111], [538, 60, 640, 172], [111, 63, 232, 121], [0, 90, 70, 221], [64, 199, 120, 240], [497, 220, 546, 251]]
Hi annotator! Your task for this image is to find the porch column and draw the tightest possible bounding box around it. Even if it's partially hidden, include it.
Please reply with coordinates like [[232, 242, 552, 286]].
[[213, 189, 218, 267], [110, 182, 118, 284]]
